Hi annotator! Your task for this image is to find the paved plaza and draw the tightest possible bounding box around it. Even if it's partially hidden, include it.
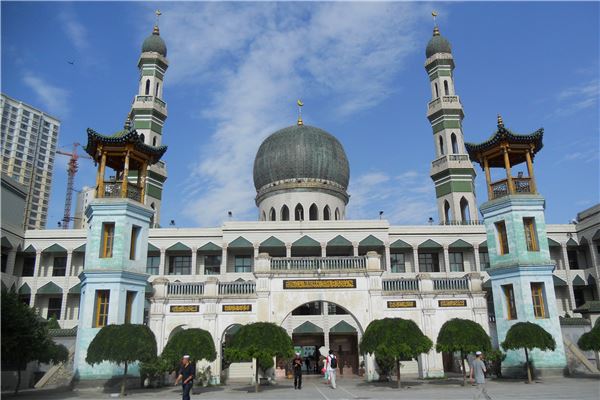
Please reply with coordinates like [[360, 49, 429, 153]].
[[6, 376, 600, 400]]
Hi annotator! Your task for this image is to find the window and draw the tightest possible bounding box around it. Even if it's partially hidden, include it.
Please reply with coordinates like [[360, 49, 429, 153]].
[[495, 221, 509, 255], [419, 252, 440, 272], [309, 204, 318, 220], [439, 136, 445, 156], [140, 133, 145, 143], [94, 290, 110, 328], [145, 79, 150, 95], [146, 255, 160, 275], [444, 80, 449, 95], [449, 252, 464, 272], [152, 137, 157, 146], [130, 225, 141, 260], [523, 218, 539, 251], [451, 133, 458, 154], [281, 205, 290, 221], [390, 253, 405, 273], [479, 251, 490, 270], [101, 222, 115, 258], [335, 208, 341, 220], [155, 82, 160, 97], [502, 284, 517, 320], [47, 297, 62, 320], [269, 208, 276, 221], [567, 250, 579, 269], [323, 206, 331, 221], [124, 291, 136, 324], [294, 204, 304, 221], [444, 200, 451, 224], [531, 283, 546, 318], [1, 253, 7, 272], [434, 82, 439, 98], [169, 255, 191, 275], [52, 256, 67, 276], [234, 255, 252, 273], [22, 257, 35, 276], [204, 255, 221, 275]]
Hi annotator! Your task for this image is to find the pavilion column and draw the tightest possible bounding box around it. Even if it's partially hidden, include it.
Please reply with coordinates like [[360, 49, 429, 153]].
[[483, 157, 493, 199], [140, 161, 148, 201], [121, 149, 131, 197], [191, 247, 198, 276], [442, 245, 450, 273], [503, 146, 515, 194], [525, 149, 537, 194], [98, 152, 107, 197], [473, 244, 481, 272], [5, 249, 17, 277], [158, 248, 166, 276], [561, 242, 576, 312], [413, 248, 420, 273]]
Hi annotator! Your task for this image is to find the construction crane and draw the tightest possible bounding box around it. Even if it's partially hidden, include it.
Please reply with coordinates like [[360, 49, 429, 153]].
[[56, 143, 92, 229]]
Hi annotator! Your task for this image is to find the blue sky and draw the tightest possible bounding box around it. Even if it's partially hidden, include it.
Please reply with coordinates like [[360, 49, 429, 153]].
[[2, 1, 598, 228]]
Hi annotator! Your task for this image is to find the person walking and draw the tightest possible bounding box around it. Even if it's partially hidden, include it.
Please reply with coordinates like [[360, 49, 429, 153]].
[[470, 351, 492, 400], [293, 352, 303, 389], [326, 350, 337, 389], [174, 355, 195, 400]]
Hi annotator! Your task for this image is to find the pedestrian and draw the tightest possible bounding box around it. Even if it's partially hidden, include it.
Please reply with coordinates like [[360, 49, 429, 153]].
[[470, 351, 492, 400], [293, 352, 303, 389], [174, 355, 195, 400], [326, 350, 337, 389]]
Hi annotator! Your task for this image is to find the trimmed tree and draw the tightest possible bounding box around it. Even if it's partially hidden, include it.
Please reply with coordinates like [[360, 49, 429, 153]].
[[224, 322, 294, 392], [161, 328, 217, 372], [359, 318, 433, 388], [501, 322, 555, 383], [1, 291, 68, 394], [86, 324, 157, 397], [577, 318, 600, 352], [436, 318, 492, 385]]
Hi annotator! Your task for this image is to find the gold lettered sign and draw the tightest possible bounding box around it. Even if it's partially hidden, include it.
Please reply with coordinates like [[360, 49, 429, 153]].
[[170, 305, 199, 313], [283, 279, 356, 290], [438, 299, 467, 307], [387, 300, 417, 309], [222, 304, 252, 312]]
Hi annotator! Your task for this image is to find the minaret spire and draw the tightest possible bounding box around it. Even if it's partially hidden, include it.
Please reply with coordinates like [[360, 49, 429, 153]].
[[297, 99, 304, 126], [432, 11, 440, 36]]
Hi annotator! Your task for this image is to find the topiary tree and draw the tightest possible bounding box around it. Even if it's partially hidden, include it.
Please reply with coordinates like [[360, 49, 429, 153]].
[[577, 318, 600, 352], [224, 322, 293, 392], [86, 324, 157, 397], [1, 291, 67, 394], [161, 328, 217, 373], [47, 316, 60, 330], [501, 322, 555, 383], [359, 318, 433, 388], [436, 318, 492, 385]]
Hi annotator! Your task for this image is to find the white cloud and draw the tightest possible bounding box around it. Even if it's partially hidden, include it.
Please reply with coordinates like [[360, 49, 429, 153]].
[[22, 73, 70, 118], [155, 3, 430, 226], [59, 11, 89, 52], [553, 79, 599, 116]]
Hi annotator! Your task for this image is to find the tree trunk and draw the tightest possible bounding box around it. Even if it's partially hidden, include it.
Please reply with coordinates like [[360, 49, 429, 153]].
[[254, 358, 260, 393], [461, 353, 467, 386], [121, 361, 128, 397], [396, 358, 401, 389], [524, 348, 532, 384], [15, 367, 21, 395]]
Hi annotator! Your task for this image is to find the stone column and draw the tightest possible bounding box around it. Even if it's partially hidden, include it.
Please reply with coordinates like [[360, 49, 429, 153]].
[[285, 243, 292, 258], [384, 243, 391, 272], [442, 245, 450, 273], [320, 242, 327, 257], [352, 242, 359, 257], [561, 242, 576, 311], [191, 247, 198, 275], [413, 248, 420, 273], [588, 242, 600, 296], [60, 250, 73, 325], [473, 244, 481, 272], [158, 248, 166, 276], [33, 250, 42, 277], [5, 249, 17, 277], [221, 245, 228, 275]]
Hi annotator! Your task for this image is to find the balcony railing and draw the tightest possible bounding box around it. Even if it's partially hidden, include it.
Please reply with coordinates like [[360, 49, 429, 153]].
[[270, 256, 367, 271], [491, 177, 532, 199], [433, 277, 469, 291], [135, 95, 167, 110], [440, 220, 483, 226], [102, 181, 142, 202], [431, 154, 470, 169], [382, 278, 419, 292], [167, 282, 204, 296], [428, 95, 460, 111], [218, 281, 256, 295]]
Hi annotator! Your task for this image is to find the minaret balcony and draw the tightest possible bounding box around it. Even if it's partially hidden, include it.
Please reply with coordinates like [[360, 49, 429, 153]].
[[490, 177, 532, 200], [133, 95, 167, 116], [430, 154, 472, 176], [102, 180, 143, 202], [427, 95, 462, 116]]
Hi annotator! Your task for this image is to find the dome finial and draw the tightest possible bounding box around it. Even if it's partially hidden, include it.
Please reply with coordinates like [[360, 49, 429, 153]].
[[153, 9, 162, 35], [497, 114, 504, 128], [297, 99, 304, 126], [432, 11, 440, 36]]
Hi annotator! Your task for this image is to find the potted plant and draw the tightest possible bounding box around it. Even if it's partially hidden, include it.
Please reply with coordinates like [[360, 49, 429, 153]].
[[196, 366, 212, 387], [358, 360, 365, 377], [485, 349, 506, 378]]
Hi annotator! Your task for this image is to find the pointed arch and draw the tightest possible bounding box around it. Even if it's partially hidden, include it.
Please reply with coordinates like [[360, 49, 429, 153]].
[[323, 205, 331, 221], [145, 79, 150, 95], [334, 208, 341, 220], [460, 197, 470, 223], [439, 136, 445, 156], [443, 80, 449, 96], [309, 204, 318, 221], [261, 211, 266, 221], [152, 137, 157, 146], [269, 207, 276, 221], [451, 133, 458, 154], [444, 200, 451, 224], [294, 204, 304, 221], [281, 205, 290, 221], [155, 82, 160, 97]]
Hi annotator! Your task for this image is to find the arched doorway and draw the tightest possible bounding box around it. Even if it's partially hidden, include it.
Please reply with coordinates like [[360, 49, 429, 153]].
[[281, 301, 363, 375], [221, 323, 242, 371]]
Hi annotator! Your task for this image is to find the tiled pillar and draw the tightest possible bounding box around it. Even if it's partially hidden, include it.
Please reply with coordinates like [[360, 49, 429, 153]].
[[158, 248, 166, 276], [413, 248, 420, 273], [561, 243, 576, 311]]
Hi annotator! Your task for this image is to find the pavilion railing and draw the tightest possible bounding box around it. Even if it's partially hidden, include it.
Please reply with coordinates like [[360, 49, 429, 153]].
[[102, 181, 142, 202], [270, 256, 367, 271], [491, 177, 531, 199]]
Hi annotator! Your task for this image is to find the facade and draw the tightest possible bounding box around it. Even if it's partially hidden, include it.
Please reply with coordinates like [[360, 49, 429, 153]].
[[1, 20, 599, 384], [1, 93, 61, 229], [73, 186, 95, 230]]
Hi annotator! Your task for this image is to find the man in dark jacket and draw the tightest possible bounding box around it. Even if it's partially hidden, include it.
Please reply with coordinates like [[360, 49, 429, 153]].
[[293, 352, 303, 390], [174, 355, 195, 400]]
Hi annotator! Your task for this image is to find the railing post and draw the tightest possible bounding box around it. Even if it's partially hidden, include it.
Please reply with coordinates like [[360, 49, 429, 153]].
[[255, 252, 270, 274], [418, 273, 433, 292], [366, 251, 381, 271], [467, 273, 482, 292]]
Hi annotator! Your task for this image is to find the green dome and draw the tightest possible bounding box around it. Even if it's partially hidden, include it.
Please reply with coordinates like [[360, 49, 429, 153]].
[[142, 27, 167, 57], [253, 124, 350, 191], [426, 28, 451, 58]]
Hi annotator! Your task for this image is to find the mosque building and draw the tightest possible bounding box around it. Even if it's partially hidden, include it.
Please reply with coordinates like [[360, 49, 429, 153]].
[[1, 17, 599, 384]]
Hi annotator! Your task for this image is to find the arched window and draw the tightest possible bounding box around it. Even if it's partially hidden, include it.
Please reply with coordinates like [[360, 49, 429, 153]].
[[295, 204, 304, 221], [434, 82, 439, 98], [451, 133, 458, 154], [309, 204, 318, 220], [439, 136, 445, 156], [443, 80, 449, 96], [140, 133, 145, 143], [323, 205, 331, 221], [269, 208, 276, 221], [335, 208, 341, 220], [444, 200, 451, 224], [261, 211, 266, 221], [145, 79, 150, 95], [155, 82, 160, 97], [460, 197, 470, 224], [152, 137, 157, 146], [281, 205, 290, 221]]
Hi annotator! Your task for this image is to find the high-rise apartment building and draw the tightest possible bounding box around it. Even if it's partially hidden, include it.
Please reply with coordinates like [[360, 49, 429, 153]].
[[1, 93, 60, 229]]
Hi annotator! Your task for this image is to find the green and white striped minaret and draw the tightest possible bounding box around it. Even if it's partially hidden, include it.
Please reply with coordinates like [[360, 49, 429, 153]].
[[425, 23, 478, 224], [128, 19, 168, 227]]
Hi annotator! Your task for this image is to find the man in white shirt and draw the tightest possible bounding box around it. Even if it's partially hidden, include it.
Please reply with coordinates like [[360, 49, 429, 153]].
[[326, 350, 337, 389], [470, 351, 492, 399]]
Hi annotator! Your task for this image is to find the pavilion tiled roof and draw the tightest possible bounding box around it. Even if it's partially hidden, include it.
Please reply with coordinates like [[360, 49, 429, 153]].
[[465, 124, 544, 164], [85, 127, 167, 164]]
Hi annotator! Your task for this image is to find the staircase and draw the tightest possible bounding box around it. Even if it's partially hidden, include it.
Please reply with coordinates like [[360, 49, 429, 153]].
[[34, 346, 75, 389], [563, 338, 600, 376]]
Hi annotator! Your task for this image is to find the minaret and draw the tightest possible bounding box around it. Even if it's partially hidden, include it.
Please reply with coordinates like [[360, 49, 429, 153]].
[[425, 18, 478, 224], [128, 11, 168, 227], [466, 116, 566, 377]]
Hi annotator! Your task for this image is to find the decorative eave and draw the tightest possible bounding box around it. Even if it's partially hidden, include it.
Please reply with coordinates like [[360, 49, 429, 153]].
[[85, 127, 167, 165]]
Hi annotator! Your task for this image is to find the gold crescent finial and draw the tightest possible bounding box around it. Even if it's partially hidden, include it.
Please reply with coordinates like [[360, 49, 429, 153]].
[[297, 99, 304, 126], [432, 11, 440, 36], [155, 9, 162, 28]]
